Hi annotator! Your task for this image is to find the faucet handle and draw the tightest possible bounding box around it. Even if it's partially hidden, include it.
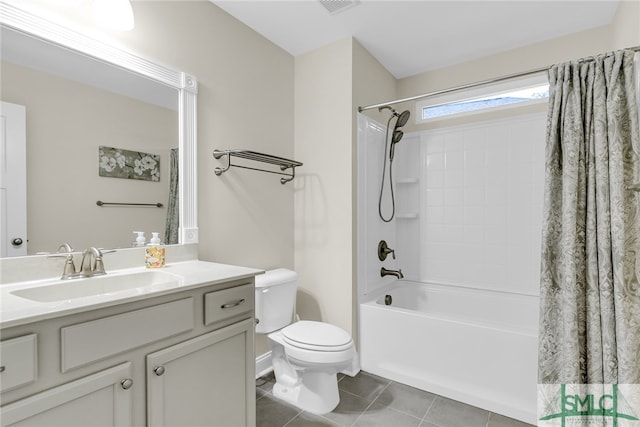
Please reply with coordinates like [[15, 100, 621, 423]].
[[48, 252, 77, 279], [92, 248, 116, 275], [378, 240, 396, 261]]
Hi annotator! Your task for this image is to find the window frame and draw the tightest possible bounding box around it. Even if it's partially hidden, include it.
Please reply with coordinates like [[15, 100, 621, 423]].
[[415, 73, 549, 124]]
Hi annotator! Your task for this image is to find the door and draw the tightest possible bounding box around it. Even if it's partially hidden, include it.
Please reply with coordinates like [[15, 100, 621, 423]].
[[0, 363, 133, 427], [0, 101, 27, 257], [147, 319, 255, 427]]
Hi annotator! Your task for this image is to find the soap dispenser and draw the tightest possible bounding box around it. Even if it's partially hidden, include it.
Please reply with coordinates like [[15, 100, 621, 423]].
[[150, 232, 161, 245], [133, 231, 146, 247], [145, 232, 165, 268]]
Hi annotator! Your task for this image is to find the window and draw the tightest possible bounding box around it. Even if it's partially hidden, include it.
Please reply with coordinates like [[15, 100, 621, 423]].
[[416, 74, 549, 123]]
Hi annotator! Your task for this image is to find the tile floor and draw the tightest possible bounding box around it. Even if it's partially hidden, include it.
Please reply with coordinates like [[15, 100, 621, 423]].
[[256, 371, 535, 427]]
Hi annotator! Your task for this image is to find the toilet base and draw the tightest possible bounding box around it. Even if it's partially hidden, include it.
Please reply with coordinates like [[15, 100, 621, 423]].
[[273, 370, 340, 415]]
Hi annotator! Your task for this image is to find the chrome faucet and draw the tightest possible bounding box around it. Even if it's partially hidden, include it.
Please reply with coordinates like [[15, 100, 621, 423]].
[[381, 267, 403, 279], [48, 243, 77, 280]]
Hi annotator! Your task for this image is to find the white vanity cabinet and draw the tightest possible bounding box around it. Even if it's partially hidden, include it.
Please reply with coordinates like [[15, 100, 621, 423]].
[[0, 276, 256, 427]]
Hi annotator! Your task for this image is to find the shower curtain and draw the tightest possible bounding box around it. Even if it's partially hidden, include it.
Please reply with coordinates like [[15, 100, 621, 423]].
[[538, 49, 640, 386], [164, 148, 179, 245]]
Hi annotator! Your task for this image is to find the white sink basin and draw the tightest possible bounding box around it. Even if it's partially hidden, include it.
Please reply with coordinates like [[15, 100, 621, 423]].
[[11, 271, 180, 303]]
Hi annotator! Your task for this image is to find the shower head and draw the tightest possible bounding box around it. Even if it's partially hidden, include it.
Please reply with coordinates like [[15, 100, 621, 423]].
[[395, 110, 410, 128]]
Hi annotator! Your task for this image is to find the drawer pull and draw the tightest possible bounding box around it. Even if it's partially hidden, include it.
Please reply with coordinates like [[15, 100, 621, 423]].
[[154, 366, 165, 376], [221, 298, 245, 309], [120, 378, 133, 390]]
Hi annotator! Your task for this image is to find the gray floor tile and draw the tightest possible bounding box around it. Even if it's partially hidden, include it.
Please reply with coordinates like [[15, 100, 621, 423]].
[[487, 412, 536, 427], [423, 396, 490, 427], [257, 393, 301, 427], [353, 401, 422, 427], [338, 371, 390, 402], [257, 373, 276, 394], [285, 412, 341, 427], [322, 390, 372, 426], [372, 381, 436, 419]]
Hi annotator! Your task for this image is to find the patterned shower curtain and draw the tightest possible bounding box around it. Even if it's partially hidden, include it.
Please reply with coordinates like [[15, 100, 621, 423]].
[[164, 148, 179, 245], [538, 49, 640, 386]]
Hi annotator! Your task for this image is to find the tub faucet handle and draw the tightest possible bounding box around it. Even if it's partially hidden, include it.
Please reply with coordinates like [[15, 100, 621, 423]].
[[378, 240, 396, 261]]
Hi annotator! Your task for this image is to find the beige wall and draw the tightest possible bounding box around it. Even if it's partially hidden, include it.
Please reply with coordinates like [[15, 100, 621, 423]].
[[397, 1, 639, 133], [118, 2, 296, 270], [4, 1, 296, 271], [1, 61, 175, 253], [293, 38, 354, 334]]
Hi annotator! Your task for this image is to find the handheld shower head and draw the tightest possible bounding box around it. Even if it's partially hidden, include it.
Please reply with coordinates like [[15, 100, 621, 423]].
[[389, 129, 404, 161]]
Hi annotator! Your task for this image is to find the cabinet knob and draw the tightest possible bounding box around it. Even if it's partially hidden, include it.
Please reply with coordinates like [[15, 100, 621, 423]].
[[120, 378, 133, 390], [154, 366, 165, 376], [0, 366, 5, 373]]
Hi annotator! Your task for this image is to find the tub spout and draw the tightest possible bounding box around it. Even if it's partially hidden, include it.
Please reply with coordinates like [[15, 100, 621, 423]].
[[381, 267, 403, 279]]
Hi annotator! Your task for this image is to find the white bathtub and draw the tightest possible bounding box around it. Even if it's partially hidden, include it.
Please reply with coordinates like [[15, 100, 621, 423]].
[[359, 280, 538, 425]]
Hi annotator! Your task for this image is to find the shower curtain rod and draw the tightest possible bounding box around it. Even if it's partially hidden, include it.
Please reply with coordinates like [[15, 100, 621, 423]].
[[358, 45, 640, 112]]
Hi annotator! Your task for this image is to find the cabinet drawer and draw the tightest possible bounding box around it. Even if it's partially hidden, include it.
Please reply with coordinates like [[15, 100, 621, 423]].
[[0, 334, 37, 392], [204, 283, 254, 326], [61, 298, 194, 372]]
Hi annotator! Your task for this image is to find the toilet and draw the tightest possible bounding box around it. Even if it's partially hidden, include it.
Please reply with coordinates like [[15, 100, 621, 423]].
[[255, 268, 358, 415]]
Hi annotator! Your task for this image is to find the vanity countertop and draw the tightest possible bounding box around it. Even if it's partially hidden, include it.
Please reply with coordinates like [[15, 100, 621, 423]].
[[0, 260, 263, 329]]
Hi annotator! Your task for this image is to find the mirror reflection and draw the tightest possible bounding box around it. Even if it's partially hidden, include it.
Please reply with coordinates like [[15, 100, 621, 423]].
[[1, 26, 179, 255]]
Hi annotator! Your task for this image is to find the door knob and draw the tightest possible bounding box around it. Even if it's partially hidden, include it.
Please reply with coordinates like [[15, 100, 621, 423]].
[[11, 238, 23, 247]]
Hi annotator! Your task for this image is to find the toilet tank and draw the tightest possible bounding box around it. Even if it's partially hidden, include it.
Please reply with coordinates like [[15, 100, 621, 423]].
[[254, 269, 298, 334]]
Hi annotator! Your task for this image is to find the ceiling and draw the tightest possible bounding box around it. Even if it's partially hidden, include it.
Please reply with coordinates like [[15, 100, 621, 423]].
[[210, 0, 620, 79]]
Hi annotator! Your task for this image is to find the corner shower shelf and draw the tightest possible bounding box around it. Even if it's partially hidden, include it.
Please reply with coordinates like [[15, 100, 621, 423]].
[[397, 177, 419, 184], [396, 213, 419, 219], [213, 149, 303, 184]]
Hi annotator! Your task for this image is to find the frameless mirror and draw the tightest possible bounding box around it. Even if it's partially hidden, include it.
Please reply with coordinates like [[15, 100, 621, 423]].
[[0, 3, 198, 256]]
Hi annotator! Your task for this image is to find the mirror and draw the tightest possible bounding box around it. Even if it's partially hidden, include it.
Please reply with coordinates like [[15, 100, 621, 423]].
[[0, 3, 198, 256]]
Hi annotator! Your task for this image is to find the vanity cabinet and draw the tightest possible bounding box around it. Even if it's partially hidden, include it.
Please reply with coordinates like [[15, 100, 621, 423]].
[[147, 318, 254, 426], [1, 363, 133, 426], [0, 277, 256, 427]]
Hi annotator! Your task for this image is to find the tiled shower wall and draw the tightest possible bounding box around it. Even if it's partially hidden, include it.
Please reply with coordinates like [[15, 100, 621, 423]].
[[394, 112, 546, 296]]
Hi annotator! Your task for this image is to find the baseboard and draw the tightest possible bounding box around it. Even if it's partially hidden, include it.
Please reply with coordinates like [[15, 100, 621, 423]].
[[255, 351, 273, 379]]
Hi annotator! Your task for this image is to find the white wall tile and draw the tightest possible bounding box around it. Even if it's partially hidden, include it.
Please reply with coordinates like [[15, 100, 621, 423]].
[[419, 113, 546, 295]]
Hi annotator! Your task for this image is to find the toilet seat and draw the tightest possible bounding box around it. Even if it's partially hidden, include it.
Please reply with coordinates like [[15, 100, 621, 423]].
[[282, 321, 353, 352]]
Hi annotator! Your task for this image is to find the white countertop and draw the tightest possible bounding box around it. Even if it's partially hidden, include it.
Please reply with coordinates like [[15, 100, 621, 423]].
[[1, 260, 263, 329]]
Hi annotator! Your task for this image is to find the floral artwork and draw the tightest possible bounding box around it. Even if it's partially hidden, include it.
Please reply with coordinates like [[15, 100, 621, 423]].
[[99, 146, 160, 181]]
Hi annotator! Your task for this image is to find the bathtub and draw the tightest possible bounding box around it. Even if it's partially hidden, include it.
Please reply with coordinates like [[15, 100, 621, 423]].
[[359, 280, 538, 425]]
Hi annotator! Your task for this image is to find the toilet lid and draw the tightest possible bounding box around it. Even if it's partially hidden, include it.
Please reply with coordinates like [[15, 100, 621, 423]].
[[282, 321, 353, 351]]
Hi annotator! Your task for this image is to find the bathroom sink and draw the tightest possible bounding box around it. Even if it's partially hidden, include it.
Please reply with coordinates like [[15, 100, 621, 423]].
[[11, 271, 180, 303]]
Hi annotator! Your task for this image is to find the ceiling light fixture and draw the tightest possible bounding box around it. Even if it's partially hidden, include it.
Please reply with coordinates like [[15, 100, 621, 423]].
[[92, 0, 134, 31]]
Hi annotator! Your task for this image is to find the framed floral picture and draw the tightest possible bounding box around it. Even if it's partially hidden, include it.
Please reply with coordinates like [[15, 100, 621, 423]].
[[99, 146, 160, 182]]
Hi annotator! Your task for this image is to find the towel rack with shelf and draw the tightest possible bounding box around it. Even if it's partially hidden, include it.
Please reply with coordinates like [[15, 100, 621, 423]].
[[213, 149, 302, 184]]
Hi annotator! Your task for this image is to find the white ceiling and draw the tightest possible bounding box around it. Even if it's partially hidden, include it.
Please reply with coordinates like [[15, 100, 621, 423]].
[[211, 0, 620, 79]]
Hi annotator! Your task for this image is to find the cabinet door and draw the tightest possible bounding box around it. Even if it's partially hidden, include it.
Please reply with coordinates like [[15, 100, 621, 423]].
[[147, 318, 255, 427], [1, 363, 133, 427]]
